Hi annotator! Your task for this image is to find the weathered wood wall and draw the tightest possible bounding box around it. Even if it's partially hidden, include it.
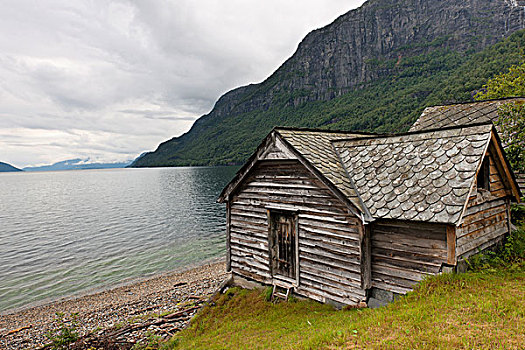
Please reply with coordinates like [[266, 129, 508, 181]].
[[517, 173, 525, 196], [370, 220, 448, 294], [229, 159, 366, 305], [456, 154, 510, 260]]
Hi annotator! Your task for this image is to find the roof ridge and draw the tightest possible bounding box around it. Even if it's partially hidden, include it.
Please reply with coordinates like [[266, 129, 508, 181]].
[[273, 126, 378, 135], [426, 96, 525, 108], [332, 121, 494, 143]]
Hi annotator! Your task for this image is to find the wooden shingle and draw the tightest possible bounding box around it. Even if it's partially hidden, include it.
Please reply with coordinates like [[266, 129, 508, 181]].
[[333, 124, 494, 224]]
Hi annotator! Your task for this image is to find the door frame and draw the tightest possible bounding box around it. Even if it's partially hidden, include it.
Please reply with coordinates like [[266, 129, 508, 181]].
[[267, 209, 299, 287]]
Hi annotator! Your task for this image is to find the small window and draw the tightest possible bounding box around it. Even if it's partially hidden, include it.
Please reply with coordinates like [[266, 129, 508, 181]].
[[477, 156, 490, 191]]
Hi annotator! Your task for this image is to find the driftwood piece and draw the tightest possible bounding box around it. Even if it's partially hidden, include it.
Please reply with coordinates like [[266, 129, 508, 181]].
[[2, 325, 32, 337], [36, 275, 234, 350], [163, 306, 200, 320], [35, 305, 200, 350]]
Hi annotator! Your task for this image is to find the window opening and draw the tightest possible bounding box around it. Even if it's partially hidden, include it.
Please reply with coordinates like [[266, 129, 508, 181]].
[[477, 156, 490, 191]]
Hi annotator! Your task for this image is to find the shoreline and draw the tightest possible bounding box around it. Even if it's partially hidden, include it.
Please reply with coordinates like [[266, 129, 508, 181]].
[[0, 260, 228, 349], [1, 256, 225, 316]]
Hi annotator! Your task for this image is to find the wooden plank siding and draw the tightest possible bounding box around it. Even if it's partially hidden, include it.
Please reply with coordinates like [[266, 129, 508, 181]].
[[229, 160, 366, 305], [370, 220, 448, 294], [516, 173, 525, 196], [456, 154, 510, 260]]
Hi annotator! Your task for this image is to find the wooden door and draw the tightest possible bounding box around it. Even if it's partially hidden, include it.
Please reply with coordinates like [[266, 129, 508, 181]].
[[269, 212, 296, 279]]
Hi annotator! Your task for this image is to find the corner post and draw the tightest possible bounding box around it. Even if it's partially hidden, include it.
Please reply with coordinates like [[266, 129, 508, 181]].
[[360, 223, 371, 289], [506, 197, 512, 236], [446, 225, 456, 265], [226, 200, 232, 272]]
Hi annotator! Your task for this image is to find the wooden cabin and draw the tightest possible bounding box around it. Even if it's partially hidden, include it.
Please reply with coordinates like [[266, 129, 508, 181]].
[[217, 123, 521, 307]]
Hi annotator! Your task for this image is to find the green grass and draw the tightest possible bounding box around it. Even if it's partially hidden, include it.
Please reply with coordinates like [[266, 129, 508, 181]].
[[466, 227, 525, 272], [164, 270, 524, 349], [161, 229, 525, 350]]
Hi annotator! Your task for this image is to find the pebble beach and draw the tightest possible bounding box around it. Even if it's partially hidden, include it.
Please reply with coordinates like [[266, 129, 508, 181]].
[[0, 261, 228, 349]]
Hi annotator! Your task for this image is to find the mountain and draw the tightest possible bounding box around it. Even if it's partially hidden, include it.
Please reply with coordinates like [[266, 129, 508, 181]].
[[131, 0, 525, 168], [23, 159, 131, 172], [0, 162, 22, 172]]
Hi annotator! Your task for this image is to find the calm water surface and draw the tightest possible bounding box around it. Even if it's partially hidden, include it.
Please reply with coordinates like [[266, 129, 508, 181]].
[[0, 166, 238, 312]]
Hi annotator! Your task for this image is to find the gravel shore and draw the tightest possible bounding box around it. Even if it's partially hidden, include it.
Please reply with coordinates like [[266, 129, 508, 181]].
[[0, 261, 228, 349]]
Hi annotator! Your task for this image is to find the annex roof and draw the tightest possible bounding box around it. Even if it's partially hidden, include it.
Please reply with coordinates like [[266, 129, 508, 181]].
[[410, 97, 525, 132], [411, 98, 525, 194]]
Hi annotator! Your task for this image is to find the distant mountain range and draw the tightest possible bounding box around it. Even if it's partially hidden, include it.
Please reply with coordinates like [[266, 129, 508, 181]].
[[131, 0, 525, 168], [23, 158, 131, 172], [0, 162, 22, 172]]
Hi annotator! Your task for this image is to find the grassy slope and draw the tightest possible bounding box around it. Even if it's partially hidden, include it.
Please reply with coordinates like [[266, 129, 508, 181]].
[[133, 30, 525, 167], [167, 269, 525, 349], [164, 226, 525, 350]]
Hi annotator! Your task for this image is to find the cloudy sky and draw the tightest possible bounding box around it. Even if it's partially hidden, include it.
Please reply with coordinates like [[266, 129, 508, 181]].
[[0, 0, 366, 168]]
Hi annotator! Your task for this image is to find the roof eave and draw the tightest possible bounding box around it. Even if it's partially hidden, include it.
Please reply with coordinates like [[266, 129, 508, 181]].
[[489, 127, 522, 201], [455, 130, 493, 226], [217, 129, 278, 203]]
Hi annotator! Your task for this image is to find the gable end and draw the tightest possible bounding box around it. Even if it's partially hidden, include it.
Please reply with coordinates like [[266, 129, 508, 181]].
[[218, 131, 363, 218]]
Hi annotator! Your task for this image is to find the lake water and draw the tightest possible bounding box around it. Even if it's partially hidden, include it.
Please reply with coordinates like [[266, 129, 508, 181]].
[[0, 166, 238, 313]]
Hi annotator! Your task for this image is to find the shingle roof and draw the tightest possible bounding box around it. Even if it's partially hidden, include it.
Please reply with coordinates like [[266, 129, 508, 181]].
[[220, 122, 517, 224], [333, 124, 493, 224], [276, 128, 372, 215], [410, 97, 525, 132], [411, 98, 525, 195]]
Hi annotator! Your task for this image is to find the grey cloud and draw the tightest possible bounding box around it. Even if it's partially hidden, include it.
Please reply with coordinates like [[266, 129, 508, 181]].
[[143, 116, 196, 121], [119, 109, 197, 121], [0, 0, 365, 167]]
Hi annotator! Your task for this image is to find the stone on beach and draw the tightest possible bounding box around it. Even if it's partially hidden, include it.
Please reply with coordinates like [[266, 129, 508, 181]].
[[0, 261, 227, 349]]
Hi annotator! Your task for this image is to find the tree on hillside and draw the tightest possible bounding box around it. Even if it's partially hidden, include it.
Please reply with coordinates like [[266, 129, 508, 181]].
[[476, 62, 525, 174]]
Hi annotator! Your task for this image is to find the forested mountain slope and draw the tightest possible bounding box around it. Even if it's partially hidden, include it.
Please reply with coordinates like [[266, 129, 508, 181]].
[[132, 0, 525, 167]]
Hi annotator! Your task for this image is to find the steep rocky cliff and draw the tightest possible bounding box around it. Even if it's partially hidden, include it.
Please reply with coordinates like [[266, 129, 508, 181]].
[[132, 0, 525, 167]]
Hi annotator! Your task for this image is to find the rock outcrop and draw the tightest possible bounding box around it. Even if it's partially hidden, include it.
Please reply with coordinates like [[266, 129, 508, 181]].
[[132, 0, 525, 167]]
